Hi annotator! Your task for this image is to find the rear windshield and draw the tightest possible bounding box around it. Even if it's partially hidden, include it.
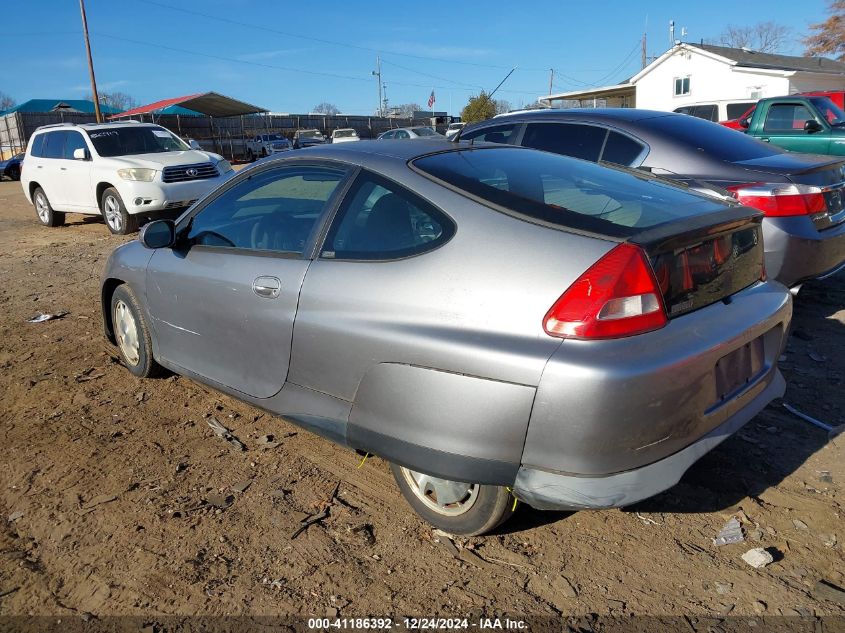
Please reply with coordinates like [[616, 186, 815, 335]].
[[262, 134, 284, 141], [299, 130, 322, 138], [412, 127, 439, 136], [86, 126, 189, 157], [334, 129, 357, 137], [412, 147, 726, 238], [640, 115, 782, 161]]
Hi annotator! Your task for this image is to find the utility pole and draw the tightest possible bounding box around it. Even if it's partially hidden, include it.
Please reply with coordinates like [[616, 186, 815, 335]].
[[641, 32, 647, 69], [372, 56, 383, 117], [79, 0, 102, 123], [548, 68, 554, 95]]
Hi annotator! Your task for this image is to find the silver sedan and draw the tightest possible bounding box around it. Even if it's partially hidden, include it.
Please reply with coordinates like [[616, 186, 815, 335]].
[[101, 140, 792, 535]]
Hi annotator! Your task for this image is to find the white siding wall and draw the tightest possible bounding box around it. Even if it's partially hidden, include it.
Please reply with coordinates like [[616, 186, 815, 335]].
[[635, 48, 791, 111], [789, 73, 845, 94]]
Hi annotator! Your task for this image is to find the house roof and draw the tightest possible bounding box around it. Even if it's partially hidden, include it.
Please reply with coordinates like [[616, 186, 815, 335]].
[[111, 92, 267, 119], [696, 44, 845, 75], [0, 99, 123, 116]]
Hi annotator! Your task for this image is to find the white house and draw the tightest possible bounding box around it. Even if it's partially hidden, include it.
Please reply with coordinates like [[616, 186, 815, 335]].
[[539, 43, 845, 113]]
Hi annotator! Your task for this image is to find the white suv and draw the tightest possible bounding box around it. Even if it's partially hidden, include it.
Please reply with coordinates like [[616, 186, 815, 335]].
[[21, 121, 235, 234]]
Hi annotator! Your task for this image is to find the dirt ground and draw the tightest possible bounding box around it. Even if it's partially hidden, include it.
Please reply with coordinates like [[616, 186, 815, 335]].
[[0, 177, 844, 623]]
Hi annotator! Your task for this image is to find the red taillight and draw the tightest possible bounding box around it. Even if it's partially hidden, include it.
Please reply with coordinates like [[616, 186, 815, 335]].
[[544, 243, 668, 340], [726, 182, 827, 217]]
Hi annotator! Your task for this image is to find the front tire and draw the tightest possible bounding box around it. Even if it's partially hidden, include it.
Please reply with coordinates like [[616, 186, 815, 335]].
[[101, 187, 138, 235], [390, 463, 514, 536], [8, 165, 21, 181], [111, 285, 161, 378], [33, 187, 65, 227]]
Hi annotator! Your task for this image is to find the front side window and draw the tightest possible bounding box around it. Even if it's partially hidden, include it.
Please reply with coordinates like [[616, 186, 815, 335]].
[[411, 127, 438, 137], [809, 97, 845, 126], [521, 122, 606, 162], [63, 131, 88, 159], [726, 102, 756, 119], [380, 131, 394, 139], [187, 164, 347, 254], [460, 123, 518, 145], [674, 76, 690, 96], [692, 104, 718, 121], [763, 103, 816, 133], [323, 171, 454, 260], [86, 126, 189, 157], [396, 130, 410, 139]]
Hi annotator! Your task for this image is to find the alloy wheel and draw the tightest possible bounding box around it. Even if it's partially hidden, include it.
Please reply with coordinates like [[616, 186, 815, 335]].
[[104, 195, 123, 232], [35, 192, 50, 223]]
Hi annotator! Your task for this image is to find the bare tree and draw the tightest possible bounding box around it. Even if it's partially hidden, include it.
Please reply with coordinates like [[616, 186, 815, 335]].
[[313, 102, 340, 116], [0, 91, 16, 111], [803, 0, 845, 61], [713, 22, 793, 53], [493, 99, 512, 115], [86, 91, 138, 112], [395, 103, 422, 118]]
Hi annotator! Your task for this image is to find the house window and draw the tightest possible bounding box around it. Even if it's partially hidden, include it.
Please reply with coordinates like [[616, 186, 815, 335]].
[[673, 76, 690, 96]]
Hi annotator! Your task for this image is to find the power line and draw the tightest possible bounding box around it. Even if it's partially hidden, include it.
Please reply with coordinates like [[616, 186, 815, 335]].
[[589, 40, 642, 87], [380, 58, 484, 90], [137, 0, 542, 72], [91, 32, 542, 97]]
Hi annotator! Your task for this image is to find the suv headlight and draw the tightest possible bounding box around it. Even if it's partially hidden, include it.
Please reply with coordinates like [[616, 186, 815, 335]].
[[217, 160, 233, 174], [117, 168, 156, 182]]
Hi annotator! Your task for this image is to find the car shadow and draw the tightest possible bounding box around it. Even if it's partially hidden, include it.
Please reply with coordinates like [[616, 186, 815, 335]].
[[500, 273, 844, 532]]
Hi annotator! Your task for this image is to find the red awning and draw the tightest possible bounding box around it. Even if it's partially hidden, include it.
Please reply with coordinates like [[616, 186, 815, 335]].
[[110, 92, 267, 119]]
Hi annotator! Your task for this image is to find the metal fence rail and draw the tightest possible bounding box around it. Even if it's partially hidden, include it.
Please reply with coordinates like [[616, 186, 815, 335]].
[[0, 111, 445, 161]]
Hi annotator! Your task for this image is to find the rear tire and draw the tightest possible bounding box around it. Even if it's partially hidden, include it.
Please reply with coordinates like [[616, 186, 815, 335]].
[[8, 165, 20, 181], [33, 187, 65, 227], [110, 284, 161, 378], [101, 187, 138, 235], [390, 463, 514, 536]]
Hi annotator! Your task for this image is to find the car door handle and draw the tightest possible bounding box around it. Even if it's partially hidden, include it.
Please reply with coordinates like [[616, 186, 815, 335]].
[[253, 276, 281, 298], [760, 138, 770, 142]]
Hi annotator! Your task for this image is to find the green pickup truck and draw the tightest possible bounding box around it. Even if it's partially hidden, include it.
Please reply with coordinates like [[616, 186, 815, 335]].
[[739, 95, 845, 155]]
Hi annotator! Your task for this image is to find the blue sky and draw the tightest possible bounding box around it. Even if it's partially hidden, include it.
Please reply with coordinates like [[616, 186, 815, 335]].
[[1, 0, 833, 116]]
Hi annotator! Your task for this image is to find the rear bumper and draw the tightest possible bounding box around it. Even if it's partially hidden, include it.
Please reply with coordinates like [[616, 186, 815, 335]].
[[763, 216, 845, 287], [518, 280, 791, 504], [514, 370, 784, 510]]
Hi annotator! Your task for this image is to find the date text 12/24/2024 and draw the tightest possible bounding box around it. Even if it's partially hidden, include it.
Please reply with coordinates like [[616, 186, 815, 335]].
[[308, 618, 528, 630]]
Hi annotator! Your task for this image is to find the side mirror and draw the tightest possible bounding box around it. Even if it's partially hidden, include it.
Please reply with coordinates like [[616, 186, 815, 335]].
[[188, 139, 201, 150], [140, 219, 176, 249], [739, 117, 750, 129], [804, 119, 823, 133], [73, 147, 89, 160]]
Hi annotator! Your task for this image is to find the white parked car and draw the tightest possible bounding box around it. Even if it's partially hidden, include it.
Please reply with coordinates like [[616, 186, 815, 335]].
[[245, 133, 291, 160], [377, 126, 445, 140], [21, 122, 235, 234], [444, 122, 465, 139], [330, 128, 360, 143]]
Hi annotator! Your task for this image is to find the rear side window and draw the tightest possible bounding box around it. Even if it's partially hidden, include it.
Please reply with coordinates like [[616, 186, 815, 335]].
[[521, 123, 606, 162], [726, 102, 755, 119], [460, 124, 517, 144], [323, 171, 454, 260], [600, 131, 645, 166], [413, 147, 724, 238], [42, 131, 66, 159], [763, 103, 816, 132], [693, 104, 718, 121], [29, 133, 45, 157]]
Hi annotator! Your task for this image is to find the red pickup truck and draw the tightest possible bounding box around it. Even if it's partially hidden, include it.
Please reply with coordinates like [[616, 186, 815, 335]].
[[721, 91, 845, 129]]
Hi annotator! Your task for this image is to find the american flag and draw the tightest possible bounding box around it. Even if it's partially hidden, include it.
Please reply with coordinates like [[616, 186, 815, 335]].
[[427, 90, 436, 108]]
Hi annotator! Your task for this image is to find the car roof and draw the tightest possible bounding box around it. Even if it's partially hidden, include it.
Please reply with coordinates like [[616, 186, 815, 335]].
[[34, 120, 162, 132], [266, 139, 488, 162], [488, 108, 677, 124]]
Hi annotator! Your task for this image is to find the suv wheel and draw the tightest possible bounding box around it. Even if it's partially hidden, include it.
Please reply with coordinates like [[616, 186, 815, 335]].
[[101, 187, 138, 235], [390, 463, 515, 536], [33, 187, 65, 227]]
